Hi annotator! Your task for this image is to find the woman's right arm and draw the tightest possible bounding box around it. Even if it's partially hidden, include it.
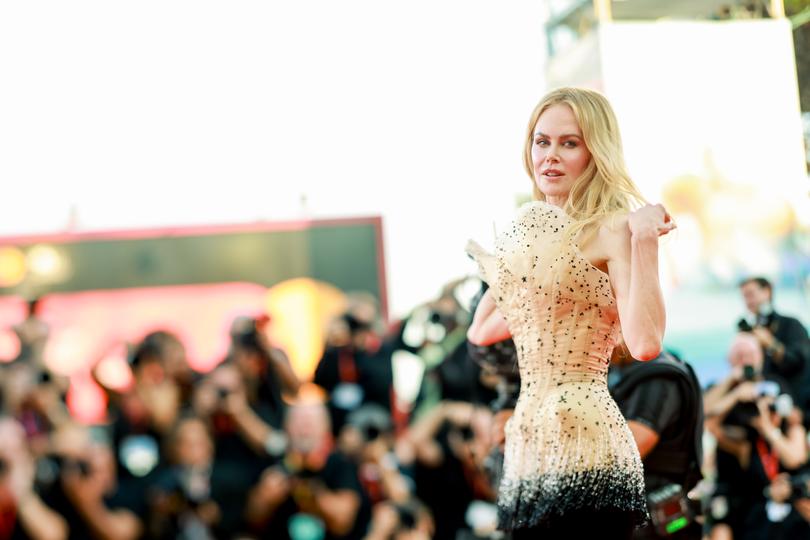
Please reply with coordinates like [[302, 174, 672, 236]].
[[467, 289, 511, 346]]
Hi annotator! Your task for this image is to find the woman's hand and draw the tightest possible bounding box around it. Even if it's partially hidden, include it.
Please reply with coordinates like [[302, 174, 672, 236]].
[[628, 203, 676, 239]]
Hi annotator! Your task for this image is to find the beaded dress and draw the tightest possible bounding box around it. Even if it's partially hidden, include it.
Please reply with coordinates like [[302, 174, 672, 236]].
[[465, 200, 647, 530]]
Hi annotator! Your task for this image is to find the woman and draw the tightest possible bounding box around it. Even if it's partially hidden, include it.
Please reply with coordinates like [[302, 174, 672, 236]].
[[466, 87, 675, 538]]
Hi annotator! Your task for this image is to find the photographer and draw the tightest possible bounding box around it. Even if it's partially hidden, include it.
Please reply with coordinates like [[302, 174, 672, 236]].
[[608, 346, 704, 539], [406, 401, 495, 540], [39, 423, 145, 540], [759, 465, 810, 537], [107, 333, 184, 483], [738, 277, 810, 402], [145, 415, 253, 538], [229, 315, 300, 422], [364, 500, 433, 540], [338, 404, 412, 506], [315, 307, 395, 436], [243, 401, 369, 540], [705, 334, 808, 540], [0, 417, 66, 540], [193, 362, 287, 475], [1, 362, 71, 455]]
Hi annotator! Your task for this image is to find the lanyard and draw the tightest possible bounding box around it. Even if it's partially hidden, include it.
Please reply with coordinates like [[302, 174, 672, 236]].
[[756, 436, 780, 481], [338, 348, 359, 383]]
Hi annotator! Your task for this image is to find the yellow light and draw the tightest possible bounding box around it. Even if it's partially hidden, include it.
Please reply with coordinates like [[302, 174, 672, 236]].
[[0, 246, 27, 287], [265, 278, 347, 381]]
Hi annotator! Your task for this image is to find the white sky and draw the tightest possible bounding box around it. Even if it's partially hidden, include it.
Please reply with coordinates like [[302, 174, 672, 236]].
[[0, 1, 547, 317]]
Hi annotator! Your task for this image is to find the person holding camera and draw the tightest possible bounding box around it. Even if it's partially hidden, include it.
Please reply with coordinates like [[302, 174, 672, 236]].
[[243, 401, 370, 540], [38, 423, 145, 540], [193, 361, 288, 479], [315, 307, 396, 437], [144, 415, 256, 539], [406, 401, 495, 540], [0, 417, 67, 540], [759, 462, 810, 537], [363, 499, 434, 540], [738, 277, 810, 402], [608, 346, 704, 540], [704, 333, 808, 540], [337, 404, 413, 508]]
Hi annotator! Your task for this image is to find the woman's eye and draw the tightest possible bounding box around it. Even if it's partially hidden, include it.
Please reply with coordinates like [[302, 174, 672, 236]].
[[535, 139, 548, 146], [564, 141, 577, 148]]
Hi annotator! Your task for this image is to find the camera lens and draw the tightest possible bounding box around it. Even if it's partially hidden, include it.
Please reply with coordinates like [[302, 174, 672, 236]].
[[364, 426, 381, 441]]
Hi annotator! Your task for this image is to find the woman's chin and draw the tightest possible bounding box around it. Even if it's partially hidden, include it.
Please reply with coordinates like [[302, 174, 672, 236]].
[[537, 182, 570, 200]]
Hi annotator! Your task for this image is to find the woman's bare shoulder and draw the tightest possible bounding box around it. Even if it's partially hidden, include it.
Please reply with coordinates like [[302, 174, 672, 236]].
[[596, 212, 631, 244]]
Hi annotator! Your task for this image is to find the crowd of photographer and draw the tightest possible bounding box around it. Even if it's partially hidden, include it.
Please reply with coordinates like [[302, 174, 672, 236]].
[[702, 277, 810, 540], [0, 286, 503, 540], [0, 274, 807, 539]]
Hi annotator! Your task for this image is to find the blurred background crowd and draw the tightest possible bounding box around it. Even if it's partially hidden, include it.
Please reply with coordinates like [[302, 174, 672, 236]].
[[0, 274, 808, 540]]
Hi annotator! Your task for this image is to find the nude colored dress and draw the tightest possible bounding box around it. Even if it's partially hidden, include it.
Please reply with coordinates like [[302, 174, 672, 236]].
[[466, 200, 647, 530]]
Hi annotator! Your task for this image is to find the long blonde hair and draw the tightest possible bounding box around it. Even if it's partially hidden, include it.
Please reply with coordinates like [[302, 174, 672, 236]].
[[522, 87, 645, 239]]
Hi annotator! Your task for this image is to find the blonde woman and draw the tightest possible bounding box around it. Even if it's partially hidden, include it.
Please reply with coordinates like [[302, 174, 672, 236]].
[[466, 87, 675, 539]]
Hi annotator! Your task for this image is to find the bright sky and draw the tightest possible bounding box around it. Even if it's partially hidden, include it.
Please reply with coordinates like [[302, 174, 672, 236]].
[[0, 1, 547, 316]]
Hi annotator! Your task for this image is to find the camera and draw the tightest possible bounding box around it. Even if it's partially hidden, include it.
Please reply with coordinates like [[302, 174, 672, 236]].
[[790, 473, 810, 501], [457, 425, 476, 441], [395, 503, 418, 529], [363, 425, 381, 442], [755, 381, 780, 398], [743, 365, 756, 381]]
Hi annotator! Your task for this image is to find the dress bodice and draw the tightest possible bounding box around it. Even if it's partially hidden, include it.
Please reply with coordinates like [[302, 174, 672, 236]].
[[466, 200, 620, 389]]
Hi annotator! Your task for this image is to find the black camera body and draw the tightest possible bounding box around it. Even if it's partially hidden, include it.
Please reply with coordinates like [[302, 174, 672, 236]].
[[790, 473, 810, 501], [738, 318, 754, 332]]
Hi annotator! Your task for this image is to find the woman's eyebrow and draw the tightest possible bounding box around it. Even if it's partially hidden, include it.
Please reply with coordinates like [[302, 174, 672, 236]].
[[533, 131, 582, 139]]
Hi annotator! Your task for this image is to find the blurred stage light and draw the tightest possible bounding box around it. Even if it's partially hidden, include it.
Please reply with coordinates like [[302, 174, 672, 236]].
[[27, 244, 70, 282], [0, 246, 27, 287], [265, 278, 346, 380]]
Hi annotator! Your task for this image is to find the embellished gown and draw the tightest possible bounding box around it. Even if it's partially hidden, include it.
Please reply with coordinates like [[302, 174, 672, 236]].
[[465, 200, 647, 531]]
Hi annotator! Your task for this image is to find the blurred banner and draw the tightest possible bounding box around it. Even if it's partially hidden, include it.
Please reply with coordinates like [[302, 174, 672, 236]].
[[548, 17, 809, 382], [0, 217, 386, 378]]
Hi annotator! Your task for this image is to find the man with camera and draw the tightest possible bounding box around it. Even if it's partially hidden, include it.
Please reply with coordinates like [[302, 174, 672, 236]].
[[704, 333, 808, 540], [243, 401, 370, 540], [608, 344, 704, 539], [0, 417, 67, 540], [38, 423, 145, 540], [738, 277, 810, 402]]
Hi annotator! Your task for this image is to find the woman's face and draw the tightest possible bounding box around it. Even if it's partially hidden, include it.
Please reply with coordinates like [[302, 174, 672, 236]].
[[531, 103, 591, 203]]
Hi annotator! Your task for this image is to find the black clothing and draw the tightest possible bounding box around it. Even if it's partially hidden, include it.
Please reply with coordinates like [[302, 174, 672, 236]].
[[413, 424, 478, 540], [610, 353, 704, 494], [757, 311, 810, 404], [314, 344, 394, 435], [146, 461, 254, 538], [259, 451, 369, 540], [609, 353, 704, 540], [511, 509, 634, 540]]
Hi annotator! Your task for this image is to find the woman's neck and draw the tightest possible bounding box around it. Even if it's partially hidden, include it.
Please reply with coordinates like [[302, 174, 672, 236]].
[[545, 195, 568, 208]]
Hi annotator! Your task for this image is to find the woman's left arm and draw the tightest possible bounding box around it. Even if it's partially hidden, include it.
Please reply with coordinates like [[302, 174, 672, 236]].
[[606, 204, 675, 360]]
